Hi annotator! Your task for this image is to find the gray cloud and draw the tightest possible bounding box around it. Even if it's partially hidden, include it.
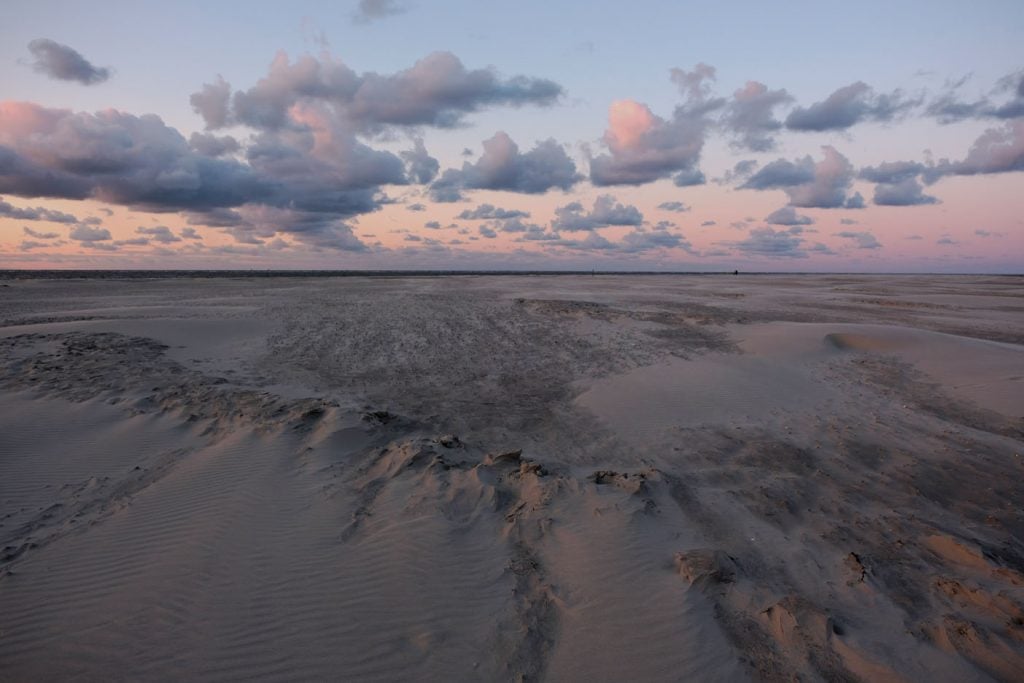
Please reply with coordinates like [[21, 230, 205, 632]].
[[189, 132, 240, 157], [785, 82, 917, 131], [871, 178, 939, 206], [619, 226, 693, 253], [22, 226, 59, 239], [0, 197, 78, 223], [733, 227, 807, 258], [353, 0, 407, 23], [550, 232, 616, 252], [551, 195, 643, 232], [429, 132, 580, 200], [180, 227, 203, 240], [406, 203, 426, 212], [27, 39, 110, 85], [0, 101, 390, 251], [835, 230, 882, 249], [723, 81, 793, 151], [590, 64, 720, 187], [457, 203, 530, 220], [195, 51, 562, 133], [926, 70, 1024, 123], [926, 120, 1024, 180], [189, 76, 232, 129], [765, 206, 814, 226], [478, 225, 497, 238], [401, 139, 440, 184], [862, 121, 1024, 193], [715, 159, 759, 185], [424, 220, 441, 229], [859, 161, 928, 185], [657, 201, 690, 212], [741, 146, 862, 208], [136, 225, 182, 243], [69, 224, 112, 242]]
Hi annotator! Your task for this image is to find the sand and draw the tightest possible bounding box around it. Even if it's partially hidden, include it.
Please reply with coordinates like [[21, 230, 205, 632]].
[[0, 273, 1022, 681]]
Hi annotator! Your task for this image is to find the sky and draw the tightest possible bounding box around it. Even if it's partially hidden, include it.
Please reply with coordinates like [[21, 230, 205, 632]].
[[1, 0, 1022, 272]]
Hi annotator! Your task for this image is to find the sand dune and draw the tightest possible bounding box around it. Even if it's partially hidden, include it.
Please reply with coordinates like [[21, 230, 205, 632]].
[[1, 274, 1022, 681]]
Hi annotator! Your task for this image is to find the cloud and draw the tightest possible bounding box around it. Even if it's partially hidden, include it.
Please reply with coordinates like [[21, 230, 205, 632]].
[[353, 0, 407, 23], [69, 224, 112, 242], [551, 232, 616, 251], [551, 194, 643, 232], [835, 230, 882, 249], [189, 132, 240, 157], [401, 139, 439, 184], [733, 227, 807, 258], [715, 159, 759, 185], [180, 227, 203, 240], [785, 82, 917, 131], [405, 202, 426, 212], [701, 220, 717, 227], [858, 161, 928, 185], [974, 229, 1003, 238], [189, 76, 232, 129], [424, 220, 441, 229], [871, 178, 939, 206], [136, 225, 181, 243], [845, 192, 866, 209], [657, 201, 690, 213], [590, 99, 707, 187], [195, 51, 562, 133], [926, 69, 1024, 123], [723, 81, 792, 151], [589, 64, 721, 187], [0, 100, 397, 250], [457, 203, 530, 220], [492, 217, 547, 235], [863, 121, 1024, 193], [429, 132, 580, 200], [22, 226, 59, 239], [740, 146, 862, 208], [0, 196, 78, 223], [0, 101, 268, 207], [619, 226, 694, 253], [27, 39, 110, 85], [514, 223, 560, 241], [478, 225, 497, 238], [765, 206, 814, 226], [927, 120, 1024, 180], [936, 236, 958, 245]]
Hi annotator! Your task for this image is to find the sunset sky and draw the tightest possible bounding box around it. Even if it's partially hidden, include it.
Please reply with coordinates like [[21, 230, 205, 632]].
[[1, 0, 1022, 271]]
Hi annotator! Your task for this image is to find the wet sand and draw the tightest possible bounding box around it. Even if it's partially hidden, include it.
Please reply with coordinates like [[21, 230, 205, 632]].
[[1, 274, 1022, 681]]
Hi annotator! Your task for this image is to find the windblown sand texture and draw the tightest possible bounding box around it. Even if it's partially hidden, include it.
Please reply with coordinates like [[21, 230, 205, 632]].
[[1, 274, 1022, 681]]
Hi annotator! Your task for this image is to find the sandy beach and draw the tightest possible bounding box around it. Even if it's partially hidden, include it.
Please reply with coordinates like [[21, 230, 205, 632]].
[[1, 273, 1022, 681]]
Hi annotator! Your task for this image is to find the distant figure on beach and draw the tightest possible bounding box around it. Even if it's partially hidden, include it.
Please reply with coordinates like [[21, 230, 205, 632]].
[[733, 269, 739, 275]]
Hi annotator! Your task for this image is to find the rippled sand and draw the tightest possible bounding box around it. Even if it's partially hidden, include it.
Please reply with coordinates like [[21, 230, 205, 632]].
[[1, 273, 1022, 681]]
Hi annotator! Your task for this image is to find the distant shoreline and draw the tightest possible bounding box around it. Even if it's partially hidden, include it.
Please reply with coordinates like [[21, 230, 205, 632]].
[[1, 269, 1021, 280]]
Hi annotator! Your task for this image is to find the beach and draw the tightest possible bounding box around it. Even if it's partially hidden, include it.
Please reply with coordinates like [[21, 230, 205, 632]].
[[1, 273, 1022, 681]]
